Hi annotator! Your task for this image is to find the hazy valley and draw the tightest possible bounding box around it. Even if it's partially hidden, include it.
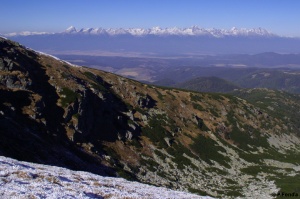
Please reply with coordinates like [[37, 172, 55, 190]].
[[55, 53, 300, 94]]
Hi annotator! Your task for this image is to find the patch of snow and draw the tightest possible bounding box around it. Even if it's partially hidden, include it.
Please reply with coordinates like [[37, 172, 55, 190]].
[[0, 156, 214, 199], [0, 35, 8, 40]]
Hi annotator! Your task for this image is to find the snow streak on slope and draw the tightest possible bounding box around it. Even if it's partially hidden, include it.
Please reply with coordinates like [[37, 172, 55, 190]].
[[36, 51, 80, 68], [0, 36, 8, 40], [0, 156, 214, 199]]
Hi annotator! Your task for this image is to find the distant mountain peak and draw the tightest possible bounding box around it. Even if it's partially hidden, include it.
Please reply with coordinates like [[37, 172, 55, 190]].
[[65, 26, 77, 33]]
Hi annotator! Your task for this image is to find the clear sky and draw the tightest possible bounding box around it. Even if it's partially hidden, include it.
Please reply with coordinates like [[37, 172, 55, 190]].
[[1, 0, 299, 36]]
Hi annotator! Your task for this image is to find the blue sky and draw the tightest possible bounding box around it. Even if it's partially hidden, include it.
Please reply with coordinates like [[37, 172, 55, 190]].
[[1, 0, 300, 36]]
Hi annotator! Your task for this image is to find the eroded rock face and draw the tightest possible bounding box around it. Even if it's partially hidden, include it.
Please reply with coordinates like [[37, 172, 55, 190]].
[[71, 89, 140, 142], [0, 74, 32, 89], [0, 58, 14, 71], [63, 99, 79, 123], [0, 58, 5, 70]]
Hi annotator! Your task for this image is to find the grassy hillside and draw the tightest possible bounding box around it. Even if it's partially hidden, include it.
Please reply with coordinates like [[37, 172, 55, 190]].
[[175, 76, 240, 93], [232, 88, 300, 135]]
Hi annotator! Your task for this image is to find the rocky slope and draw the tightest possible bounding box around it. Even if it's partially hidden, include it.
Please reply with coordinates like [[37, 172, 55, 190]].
[[1, 37, 300, 198]]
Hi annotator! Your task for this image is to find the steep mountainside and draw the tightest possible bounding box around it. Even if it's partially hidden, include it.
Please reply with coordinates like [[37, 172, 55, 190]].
[[1, 37, 300, 198]]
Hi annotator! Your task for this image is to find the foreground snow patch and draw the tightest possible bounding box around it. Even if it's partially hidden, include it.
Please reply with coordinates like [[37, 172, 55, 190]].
[[0, 156, 213, 199]]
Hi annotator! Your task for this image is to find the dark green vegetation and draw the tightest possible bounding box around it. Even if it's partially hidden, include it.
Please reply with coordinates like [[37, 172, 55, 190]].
[[142, 116, 172, 149], [1, 38, 300, 198], [191, 134, 230, 167], [59, 87, 79, 107]]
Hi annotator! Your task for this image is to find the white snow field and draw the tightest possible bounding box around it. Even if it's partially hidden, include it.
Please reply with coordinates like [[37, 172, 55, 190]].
[[0, 156, 214, 199]]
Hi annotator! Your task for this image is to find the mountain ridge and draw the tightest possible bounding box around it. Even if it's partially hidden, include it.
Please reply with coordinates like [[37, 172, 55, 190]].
[[5, 28, 300, 54], [4, 26, 276, 37]]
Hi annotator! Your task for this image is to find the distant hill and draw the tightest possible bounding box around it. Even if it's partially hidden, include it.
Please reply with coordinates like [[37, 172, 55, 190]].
[[151, 67, 300, 94], [174, 76, 240, 93], [152, 78, 177, 87], [234, 69, 300, 93]]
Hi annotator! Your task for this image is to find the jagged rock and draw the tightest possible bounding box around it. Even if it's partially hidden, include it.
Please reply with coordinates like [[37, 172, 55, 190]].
[[73, 88, 137, 142], [0, 73, 32, 89], [8, 62, 13, 71], [3, 58, 13, 71], [141, 114, 148, 122], [164, 137, 172, 147], [174, 127, 182, 133], [5, 76, 15, 88], [0, 58, 4, 70], [63, 101, 79, 123], [137, 94, 156, 108], [194, 115, 208, 131], [125, 131, 133, 140], [128, 123, 136, 131], [125, 110, 134, 121]]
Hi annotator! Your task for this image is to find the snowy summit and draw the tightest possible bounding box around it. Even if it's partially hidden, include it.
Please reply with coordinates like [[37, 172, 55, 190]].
[[65, 26, 77, 34]]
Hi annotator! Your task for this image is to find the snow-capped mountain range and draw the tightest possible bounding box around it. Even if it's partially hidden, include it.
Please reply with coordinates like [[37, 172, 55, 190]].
[[5, 26, 276, 37], [4, 26, 299, 54]]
